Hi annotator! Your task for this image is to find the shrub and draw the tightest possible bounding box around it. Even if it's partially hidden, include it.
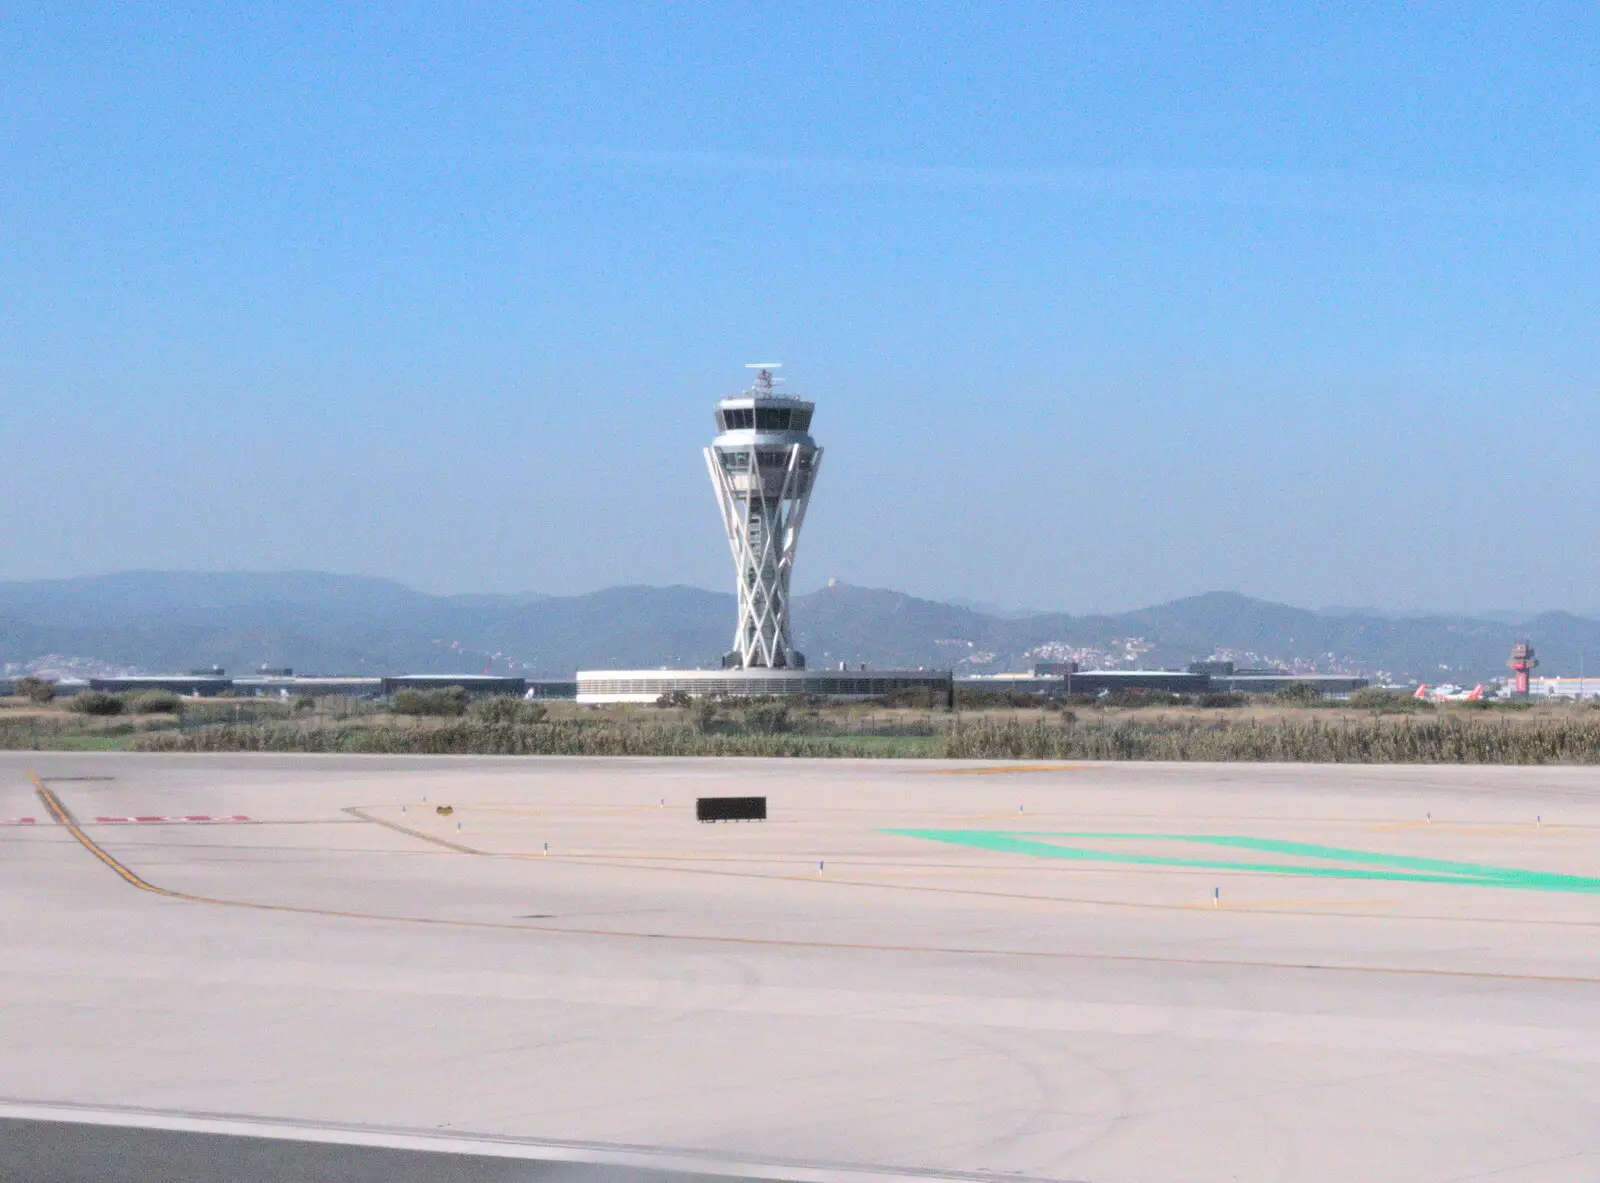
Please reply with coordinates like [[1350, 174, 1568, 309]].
[[1272, 681, 1326, 705], [468, 696, 549, 725], [392, 687, 468, 716], [1347, 688, 1430, 713], [69, 691, 124, 716], [13, 675, 56, 704], [1101, 689, 1185, 708], [179, 699, 294, 724], [12, 676, 55, 704], [876, 686, 954, 708], [294, 695, 317, 712], [679, 696, 795, 734], [127, 691, 182, 714], [1197, 691, 1250, 708], [732, 702, 791, 733], [655, 690, 693, 708], [954, 688, 1052, 709], [692, 698, 720, 732]]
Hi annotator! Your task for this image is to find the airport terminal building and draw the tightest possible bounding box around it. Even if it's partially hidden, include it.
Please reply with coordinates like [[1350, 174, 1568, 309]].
[[957, 662, 1368, 699]]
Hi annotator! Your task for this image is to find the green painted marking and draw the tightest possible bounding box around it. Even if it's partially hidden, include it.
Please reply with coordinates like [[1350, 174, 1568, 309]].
[[884, 829, 1600, 894]]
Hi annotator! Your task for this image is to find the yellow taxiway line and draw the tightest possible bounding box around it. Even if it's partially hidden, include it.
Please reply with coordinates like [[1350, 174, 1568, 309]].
[[30, 773, 181, 898], [1217, 899, 1402, 910]]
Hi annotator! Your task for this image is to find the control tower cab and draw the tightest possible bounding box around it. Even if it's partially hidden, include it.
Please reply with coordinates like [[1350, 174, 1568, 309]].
[[704, 365, 823, 669]]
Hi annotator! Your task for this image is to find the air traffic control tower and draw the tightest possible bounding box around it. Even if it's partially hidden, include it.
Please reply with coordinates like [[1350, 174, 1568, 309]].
[[575, 366, 950, 703], [704, 365, 821, 669]]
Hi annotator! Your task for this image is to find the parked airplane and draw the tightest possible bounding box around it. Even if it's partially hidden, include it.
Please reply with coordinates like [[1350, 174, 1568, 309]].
[[1414, 683, 1485, 701]]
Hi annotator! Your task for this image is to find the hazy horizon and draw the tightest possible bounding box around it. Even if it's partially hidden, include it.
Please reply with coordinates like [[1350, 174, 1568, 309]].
[[4, 8, 1595, 615]]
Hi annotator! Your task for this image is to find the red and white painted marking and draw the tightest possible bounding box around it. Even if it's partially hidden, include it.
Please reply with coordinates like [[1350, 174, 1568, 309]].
[[91, 815, 252, 824], [0, 817, 37, 825]]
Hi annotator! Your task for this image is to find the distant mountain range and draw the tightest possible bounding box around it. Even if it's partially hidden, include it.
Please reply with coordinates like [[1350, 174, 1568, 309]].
[[0, 571, 1594, 683]]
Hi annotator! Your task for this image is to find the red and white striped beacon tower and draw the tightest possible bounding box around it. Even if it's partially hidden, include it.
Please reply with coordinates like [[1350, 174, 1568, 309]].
[[1507, 641, 1538, 696]]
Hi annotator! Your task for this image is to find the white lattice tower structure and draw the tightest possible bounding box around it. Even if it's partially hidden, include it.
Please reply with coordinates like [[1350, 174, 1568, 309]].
[[704, 366, 823, 669]]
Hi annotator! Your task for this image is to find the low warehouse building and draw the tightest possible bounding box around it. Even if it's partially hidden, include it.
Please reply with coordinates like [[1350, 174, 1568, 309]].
[[967, 670, 1211, 695], [1526, 677, 1600, 699], [233, 676, 384, 698], [380, 675, 529, 699], [1211, 672, 1368, 695], [88, 675, 232, 697], [963, 663, 1368, 698]]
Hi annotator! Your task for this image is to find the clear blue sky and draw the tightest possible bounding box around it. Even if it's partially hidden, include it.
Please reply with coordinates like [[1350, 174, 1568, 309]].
[[2, 4, 1596, 613]]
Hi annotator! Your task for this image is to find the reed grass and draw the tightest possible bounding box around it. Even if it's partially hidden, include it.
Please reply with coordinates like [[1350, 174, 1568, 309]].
[[127, 712, 1600, 763], [943, 716, 1600, 763], [133, 720, 909, 757]]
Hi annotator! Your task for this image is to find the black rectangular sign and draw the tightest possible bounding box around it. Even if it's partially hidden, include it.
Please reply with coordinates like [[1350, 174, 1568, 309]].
[[696, 796, 767, 822]]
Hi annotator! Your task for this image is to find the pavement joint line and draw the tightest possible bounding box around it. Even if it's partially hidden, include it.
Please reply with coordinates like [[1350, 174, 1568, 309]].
[[342, 806, 483, 853], [918, 765, 1094, 776], [1367, 821, 1573, 834], [468, 805, 662, 815], [1218, 899, 1403, 910], [33, 775, 1600, 981], [500, 848, 1600, 928]]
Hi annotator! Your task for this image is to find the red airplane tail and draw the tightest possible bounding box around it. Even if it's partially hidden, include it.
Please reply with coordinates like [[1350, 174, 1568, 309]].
[[1414, 684, 1429, 699]]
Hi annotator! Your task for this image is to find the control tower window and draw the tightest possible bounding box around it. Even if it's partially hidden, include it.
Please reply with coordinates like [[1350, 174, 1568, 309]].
[[719, 408, 754, 431], [721, 451, 750, 471], [789, 409, 812, 432], [754, 407, 791, 431]]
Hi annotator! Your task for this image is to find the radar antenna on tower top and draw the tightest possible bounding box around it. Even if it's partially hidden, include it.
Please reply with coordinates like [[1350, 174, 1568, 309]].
[[743, 362, 784, 398]]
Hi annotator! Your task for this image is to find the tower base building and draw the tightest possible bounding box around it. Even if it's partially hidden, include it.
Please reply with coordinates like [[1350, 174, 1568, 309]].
[[576, 667, 952, 704]]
